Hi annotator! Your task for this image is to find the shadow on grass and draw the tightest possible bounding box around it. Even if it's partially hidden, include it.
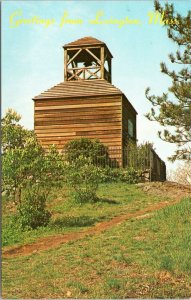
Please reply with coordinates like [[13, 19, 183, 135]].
[[71, 197, 119, 205], [97, 197, 119, 205], [52, 215, 105, 228]]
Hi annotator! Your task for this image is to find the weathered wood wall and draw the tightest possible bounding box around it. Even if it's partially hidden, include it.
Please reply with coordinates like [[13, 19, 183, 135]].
[[34, 95, 123, 163]]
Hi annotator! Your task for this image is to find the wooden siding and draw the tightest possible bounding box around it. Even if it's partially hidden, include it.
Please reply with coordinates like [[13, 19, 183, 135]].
[[34, 81, 137, 167], [34, 95, 122, 164]]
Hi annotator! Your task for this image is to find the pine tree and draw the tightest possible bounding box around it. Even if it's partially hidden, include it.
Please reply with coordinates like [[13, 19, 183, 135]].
[[146, 1, 191, 161]]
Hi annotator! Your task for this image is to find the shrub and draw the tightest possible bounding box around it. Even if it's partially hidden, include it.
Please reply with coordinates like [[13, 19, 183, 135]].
[[2, 215, 22, 246], [18, 187, 51, 229], [2, 109, 65, 206], [64, 138, 109, 167], [119, 168, 141, 183], [66, 156, 101, 203], [99, 167, 141, 183]]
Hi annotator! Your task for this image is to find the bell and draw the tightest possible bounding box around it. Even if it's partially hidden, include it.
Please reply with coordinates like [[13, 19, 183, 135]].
[[84, 60, 93, 67]]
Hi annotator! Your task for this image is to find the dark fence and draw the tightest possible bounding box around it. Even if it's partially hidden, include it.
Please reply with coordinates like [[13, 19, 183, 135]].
[[63, 145, 166, 182], [124, 146, 166, 182], [149, 148, 166, 181]]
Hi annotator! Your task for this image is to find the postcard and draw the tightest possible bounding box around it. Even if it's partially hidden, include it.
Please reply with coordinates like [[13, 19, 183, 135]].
[[2, 1, 191, 299]]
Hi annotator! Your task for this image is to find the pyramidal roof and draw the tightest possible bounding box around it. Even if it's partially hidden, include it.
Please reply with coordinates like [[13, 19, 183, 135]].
[[63, 36, 105, 48], [33, 80, 122, 99], [33, 79, 137, 114]]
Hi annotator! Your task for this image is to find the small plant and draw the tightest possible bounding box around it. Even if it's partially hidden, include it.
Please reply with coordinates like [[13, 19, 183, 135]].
[[18, 186, 51, 229], [2, 215, 22, 246], [66, 156, 101, 203], [66, 281, 89, 293], [119, 168, 141, 183], [160, 255, 173, 272], [113, 252, 133, 265], [106, 278, 122, 290]]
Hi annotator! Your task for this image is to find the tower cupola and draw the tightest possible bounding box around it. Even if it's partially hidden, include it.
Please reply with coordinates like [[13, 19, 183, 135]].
[[63, 36, 112, 82]]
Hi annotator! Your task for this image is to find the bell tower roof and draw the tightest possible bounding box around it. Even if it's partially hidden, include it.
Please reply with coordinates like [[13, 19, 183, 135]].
[[63, 36, 113, 57], [63, 36, 113, 83], [64, 36, 104, 47]]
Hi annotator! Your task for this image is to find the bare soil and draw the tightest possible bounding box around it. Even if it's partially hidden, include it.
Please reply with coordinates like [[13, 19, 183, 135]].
[[137, 181, 191, 199], [3, 181, 190, 259]]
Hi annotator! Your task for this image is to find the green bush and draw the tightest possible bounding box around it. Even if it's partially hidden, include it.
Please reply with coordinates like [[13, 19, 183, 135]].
[[2, 109, 65, 206], [98, 167, 120, 182], [66, 156, 101, 203], [2, 215, 22, 246], [64, 138, 109, 167], [18, 187, 51, 229], [99, 167, 141, 183], [119, 168, 141, 183]]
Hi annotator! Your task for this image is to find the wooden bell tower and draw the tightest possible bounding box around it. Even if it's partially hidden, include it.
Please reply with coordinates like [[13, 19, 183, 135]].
[[63, 36, 112, 82], [33, 36, 138, 167]]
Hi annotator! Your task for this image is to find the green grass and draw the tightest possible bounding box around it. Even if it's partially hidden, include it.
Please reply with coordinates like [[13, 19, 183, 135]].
[[2, 183, 168, 247], [2, 183, 191, 298]]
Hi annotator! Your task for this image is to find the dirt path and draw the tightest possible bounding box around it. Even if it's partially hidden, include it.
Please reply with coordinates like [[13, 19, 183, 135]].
[[3, 182, 190, 259], [3, 197, 183, 259]]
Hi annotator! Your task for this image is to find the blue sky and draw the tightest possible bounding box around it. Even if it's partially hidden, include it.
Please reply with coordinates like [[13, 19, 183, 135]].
[[2, 0, 190, 172]]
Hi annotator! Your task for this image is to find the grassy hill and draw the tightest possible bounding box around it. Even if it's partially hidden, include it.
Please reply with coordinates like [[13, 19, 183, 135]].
[[2, 182, 191, 298]]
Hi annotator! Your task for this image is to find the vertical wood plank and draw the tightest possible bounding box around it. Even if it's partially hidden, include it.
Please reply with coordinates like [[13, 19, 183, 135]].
[[108, 57, 112, 83], [100, 46, 104, 79], [121, 95, 124, 167], [64, 49, 67, 81]]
